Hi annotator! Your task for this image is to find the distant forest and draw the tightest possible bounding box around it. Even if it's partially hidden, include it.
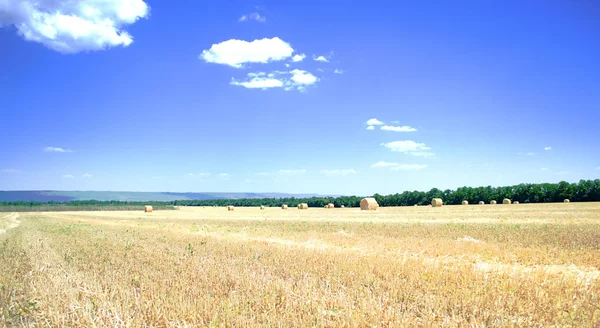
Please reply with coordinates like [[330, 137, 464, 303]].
[[1, 179, 599, 212]]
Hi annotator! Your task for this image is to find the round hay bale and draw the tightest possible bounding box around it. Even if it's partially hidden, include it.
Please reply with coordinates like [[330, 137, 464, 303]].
[[564, 199, 570, 203], [479, 201, 484, 205], [281, 204, 288, 210], [360, 198, 379, 211], [144, 205, 153, 213], [490, 200, 497, 205], [298, 203, 308, 209], [227, 206, 234, 211], [462, 200, 469, 205], [324, 205, 328, 208], [513, 201, 519, 204], [260, 205, 265, 210], [340, 205, 345, 208], [327, 203, 335, 208], [431, 198, 443, 207], [503, 198, 511, 205]]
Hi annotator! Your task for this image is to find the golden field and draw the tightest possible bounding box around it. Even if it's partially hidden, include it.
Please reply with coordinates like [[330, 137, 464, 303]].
[[1, 203, 599, 327]]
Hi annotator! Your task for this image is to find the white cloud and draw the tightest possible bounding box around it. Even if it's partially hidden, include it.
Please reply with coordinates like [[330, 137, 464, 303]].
[[371, 161, 399, 168], [380, 125, 417, 132], [366, 118, 384, 126], [200, 37, 294, 68], [288, 69, 318, 86], [320, 169, 356, 176], [219, 173, 231, 179], [518, 152, 536, 156], [63, 174, 74, 179], [231, 76, 284, 89], [0, 169, 20, 173], [291, 54, 306, 62], [238, 12, 265, 22], [189, 172, 211, 178], [541, 168, 550, 171], [380, 140, 434, 157], [0, 0, 149, 53], [284, 63, 290, 68], [313, 55, 329, 62], [278, 169, 306, 175], [231, 69, 318, 91], [390, 164, 427, 171], [44, 147, 73, 153], [333, 69, 344, 74], [544, 147, 552, 151], [82, 173, 92, 178], [366, 126, 375, 130]]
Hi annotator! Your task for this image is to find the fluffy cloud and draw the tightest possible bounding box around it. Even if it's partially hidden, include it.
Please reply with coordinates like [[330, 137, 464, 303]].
[[82, 173, 92, 178], [231, 77, 284, 89], [238, 13, 265, 22], [366, 126, 375, 130], [231, 69, 318, 91], [380, 140, 434, 157], [333, 69, 344, 74], [544, 147, 552, 151], [44, 147, 73, 153], [291, 54, 306, 62], [313, 55, 329, 62], [0, 169, 20, 173], [0, 0, 149, 53], [200, 37, 294, 68], [63, 174, 74, 178], [320, 169, 356, 176], [380, 125, 417, 132], [366, 118, 384, 126]]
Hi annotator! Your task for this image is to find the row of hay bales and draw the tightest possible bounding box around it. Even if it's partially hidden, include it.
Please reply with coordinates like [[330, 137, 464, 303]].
[[432, 198, 571, 207]]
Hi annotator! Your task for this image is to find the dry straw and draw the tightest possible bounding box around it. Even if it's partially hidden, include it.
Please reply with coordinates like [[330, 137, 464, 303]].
[[144, 205, 153, 213], [298, 203, 308, 209], [227, 206, 234, 211], [260, 205, 265, 210], [431, 198, 443, 207], [281, 204, 288, 210], [490, 200, 497, 205], [327, 203, 335, 208], [503, 199, 511, 205], [360, 198, 379, 211], [479, 201, 484, 205], [341, 205, 345, 208], [564, 199, 570, 203], [462, 200, 469, 205], [513, 201, 520, 204]]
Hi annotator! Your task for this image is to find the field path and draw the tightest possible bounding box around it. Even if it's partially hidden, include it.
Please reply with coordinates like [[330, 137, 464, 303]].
[[0, 212, 20, 234]]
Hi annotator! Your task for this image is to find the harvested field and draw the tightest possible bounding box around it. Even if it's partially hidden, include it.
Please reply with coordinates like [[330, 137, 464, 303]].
[[1, 203, 599, 326]]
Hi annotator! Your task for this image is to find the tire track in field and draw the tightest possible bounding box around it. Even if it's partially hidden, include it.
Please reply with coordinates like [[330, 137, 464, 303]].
[[0, 213, 21, 234]]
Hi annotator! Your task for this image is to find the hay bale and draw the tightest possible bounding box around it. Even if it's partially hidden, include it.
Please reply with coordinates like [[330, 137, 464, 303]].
[[479, 201, 484, 205], [327, 203, 335, 208], [260, 205, 265, 210], [462, 200, 469, 205], [341, 205, 345, 208], [298, 203, 308, 209], [503, 198, 511, 205], [564, 199, 570, 203], [144, 205, 153, 213], [431, 198, 443, 207], [513, 201, 519, 204], [360, 198, 379, 211], [227, 206, 234, 211], [490, 200, 497, 205], [281, 204, 288, 210]]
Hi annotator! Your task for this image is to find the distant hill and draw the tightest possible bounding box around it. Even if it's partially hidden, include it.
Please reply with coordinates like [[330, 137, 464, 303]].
[[0, 191, 337, 202]]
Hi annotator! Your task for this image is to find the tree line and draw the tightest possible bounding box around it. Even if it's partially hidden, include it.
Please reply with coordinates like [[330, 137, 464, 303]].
[[1, 179, 599, 211]]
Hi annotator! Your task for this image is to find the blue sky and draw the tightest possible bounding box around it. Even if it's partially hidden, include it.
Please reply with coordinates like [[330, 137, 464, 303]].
[[1, 0, 599, 195]]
